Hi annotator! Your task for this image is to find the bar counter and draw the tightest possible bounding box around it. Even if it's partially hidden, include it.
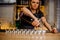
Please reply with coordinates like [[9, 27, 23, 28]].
[[0, 32, 60, 40]]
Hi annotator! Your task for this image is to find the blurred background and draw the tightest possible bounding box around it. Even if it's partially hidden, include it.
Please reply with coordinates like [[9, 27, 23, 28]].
[[0, 0, 60, 32]]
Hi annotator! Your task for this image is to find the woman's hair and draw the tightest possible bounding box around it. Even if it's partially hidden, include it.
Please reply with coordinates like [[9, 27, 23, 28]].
[[29, 0, 41, 13]]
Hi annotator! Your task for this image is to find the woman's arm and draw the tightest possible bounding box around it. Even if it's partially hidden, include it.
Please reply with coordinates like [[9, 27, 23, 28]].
[[21, 7, 37, 20], [41, 17, 52, 31], [41, 17, 58, 33]]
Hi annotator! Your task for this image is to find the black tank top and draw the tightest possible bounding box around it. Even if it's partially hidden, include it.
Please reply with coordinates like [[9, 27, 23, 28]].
[[20, 7, 44, 29]]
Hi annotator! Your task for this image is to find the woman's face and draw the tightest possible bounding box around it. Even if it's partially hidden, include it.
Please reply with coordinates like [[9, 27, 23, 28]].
[[30, 0, 40, 10]]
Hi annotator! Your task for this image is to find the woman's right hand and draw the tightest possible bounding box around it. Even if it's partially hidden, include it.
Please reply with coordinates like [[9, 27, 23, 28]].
[[32, 19, 40, 27]]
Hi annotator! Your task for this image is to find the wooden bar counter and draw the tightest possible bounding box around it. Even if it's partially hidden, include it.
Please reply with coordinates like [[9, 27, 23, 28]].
[[0, 32, 60, 40]]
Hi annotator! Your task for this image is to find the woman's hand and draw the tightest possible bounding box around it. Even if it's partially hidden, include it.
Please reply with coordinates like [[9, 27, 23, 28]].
[[51, 28, 58, 33], [32, 19, 40, 27]]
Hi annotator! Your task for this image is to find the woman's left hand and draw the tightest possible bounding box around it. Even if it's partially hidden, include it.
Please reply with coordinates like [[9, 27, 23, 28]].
[[51, 28, 58, 33]]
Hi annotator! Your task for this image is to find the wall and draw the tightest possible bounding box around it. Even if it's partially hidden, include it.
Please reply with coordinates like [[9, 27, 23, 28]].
[[56, 0, 60, 32], [0, 5, 14, 24], [47, 0, 55, 26]]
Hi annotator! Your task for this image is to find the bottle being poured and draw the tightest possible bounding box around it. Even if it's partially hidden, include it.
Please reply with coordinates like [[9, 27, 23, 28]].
[[34, 19, 43, 30]]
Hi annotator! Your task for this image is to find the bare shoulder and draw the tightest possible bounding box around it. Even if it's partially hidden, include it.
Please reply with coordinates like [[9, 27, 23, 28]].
[[21, 7, 32, 14], [21, 7, 29, 11]]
